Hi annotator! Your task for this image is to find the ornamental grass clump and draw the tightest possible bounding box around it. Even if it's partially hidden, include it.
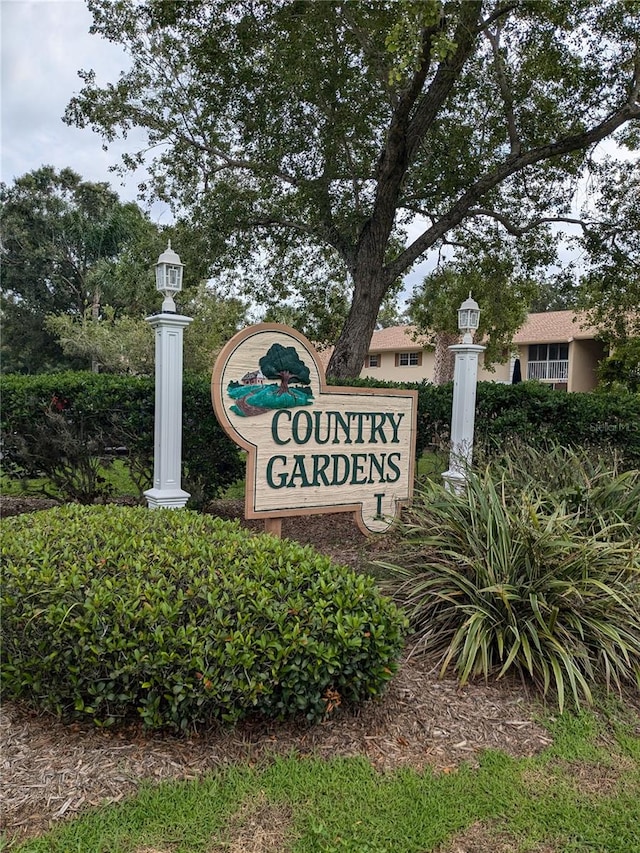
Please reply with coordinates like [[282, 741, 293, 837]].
[[480, 441, 640, 538], [378, 467, 640, 712], [1, 505, 406, 730]]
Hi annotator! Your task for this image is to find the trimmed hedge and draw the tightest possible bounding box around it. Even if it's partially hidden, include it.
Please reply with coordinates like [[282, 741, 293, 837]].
[[0, 372, 243, 505], [2, 373, 637, 504], [475, 381, 640, 464], [333, 377, 640, 466], [0, 505, 407, 730]]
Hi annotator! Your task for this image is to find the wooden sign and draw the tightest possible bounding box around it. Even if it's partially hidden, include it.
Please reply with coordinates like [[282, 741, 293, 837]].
[[212, 324, 417, 534]]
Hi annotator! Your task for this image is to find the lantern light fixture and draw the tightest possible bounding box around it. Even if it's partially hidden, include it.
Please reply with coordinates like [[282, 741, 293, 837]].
[[155, 241, 183, 312], [457, 292, 480, 343]]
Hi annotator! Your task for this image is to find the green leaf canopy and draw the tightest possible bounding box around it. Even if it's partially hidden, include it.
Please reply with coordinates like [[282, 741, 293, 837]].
[[66, 0, 640, 376]]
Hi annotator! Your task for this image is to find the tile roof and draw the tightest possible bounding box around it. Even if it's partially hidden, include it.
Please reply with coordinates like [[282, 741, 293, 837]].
[[511, 311, 598, 344], [313, 311, 600, 367], [364, 313, 600, 352], [368, 325, 429, 351]]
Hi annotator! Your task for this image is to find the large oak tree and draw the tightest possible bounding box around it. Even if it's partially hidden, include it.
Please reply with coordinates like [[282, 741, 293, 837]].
[[66, 0, 640, 377]]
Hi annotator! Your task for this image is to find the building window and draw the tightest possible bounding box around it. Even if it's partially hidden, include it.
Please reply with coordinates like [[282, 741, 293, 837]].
[[396, 351, 422, 367], [527, 343, 569, 381], [367, 354, 380, 368]]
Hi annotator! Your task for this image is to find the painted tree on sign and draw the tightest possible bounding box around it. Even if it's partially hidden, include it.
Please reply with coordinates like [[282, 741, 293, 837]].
[[65, 1, 640, 377], [259, 344, 311, 395]]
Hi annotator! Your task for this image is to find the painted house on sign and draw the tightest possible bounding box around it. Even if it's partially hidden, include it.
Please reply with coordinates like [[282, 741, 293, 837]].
[[241, 369, 266, 385]]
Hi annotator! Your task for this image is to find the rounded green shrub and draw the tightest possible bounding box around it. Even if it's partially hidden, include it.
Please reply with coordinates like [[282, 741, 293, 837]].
[[1, 505, 406, 730]]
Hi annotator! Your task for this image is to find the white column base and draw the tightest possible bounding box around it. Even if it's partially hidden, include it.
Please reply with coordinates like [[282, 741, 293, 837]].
[[144, 487, 191, 510], [441, 468, 466, 494]]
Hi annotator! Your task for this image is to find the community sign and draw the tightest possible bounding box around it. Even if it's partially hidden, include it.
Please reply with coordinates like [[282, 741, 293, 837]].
[[212, 324, 417, 533]]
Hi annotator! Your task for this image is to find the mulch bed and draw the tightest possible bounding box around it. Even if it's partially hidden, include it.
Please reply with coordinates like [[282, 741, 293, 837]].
[[0, 495, 620, 845]]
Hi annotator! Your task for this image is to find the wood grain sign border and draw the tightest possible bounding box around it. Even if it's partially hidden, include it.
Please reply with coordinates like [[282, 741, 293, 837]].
[[212, 324, 417, 534]]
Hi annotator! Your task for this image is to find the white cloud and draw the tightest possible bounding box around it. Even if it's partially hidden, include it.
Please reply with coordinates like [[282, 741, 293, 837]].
[[0, 0, 154, 207]]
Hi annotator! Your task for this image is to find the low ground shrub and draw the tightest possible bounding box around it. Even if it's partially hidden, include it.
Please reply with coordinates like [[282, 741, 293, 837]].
[[1, 505, 406, 730], [378, 465, 640, 712]]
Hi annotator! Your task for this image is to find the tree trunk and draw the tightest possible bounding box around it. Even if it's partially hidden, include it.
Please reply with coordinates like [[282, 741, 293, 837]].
[[327, 269, 388, 379], [432, 331, 458, 385], [91, 286, 100, 374], [278, 371, 293, 395]]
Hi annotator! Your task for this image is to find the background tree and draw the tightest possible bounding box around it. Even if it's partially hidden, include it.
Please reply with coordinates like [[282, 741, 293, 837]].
[[44, 308, 155, 375], [45, 283, 247, 376], [527, 270, 580, 313], [598, 338, 640, 393], [408, 240, 539, 383], [260, 275, 351, 347], [0, 167, 222, 373], [576, 158, 640, 341], [66, 1, 639, 378], [0, 167, 157, 372], [183, 284, 248, 375]]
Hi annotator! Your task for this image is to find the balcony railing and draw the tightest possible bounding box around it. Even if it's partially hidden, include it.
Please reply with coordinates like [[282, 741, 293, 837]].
[[527, 360, 569, 381]]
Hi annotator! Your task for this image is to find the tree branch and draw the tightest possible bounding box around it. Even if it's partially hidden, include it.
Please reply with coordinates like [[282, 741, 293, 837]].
[[340, 5, 394, 99], [466, 208, 593, 236], [357, 2, 483, 279], [248, 213, 354, 266], [486, 23, 521, 155], [386, 103, 640, 280], [476, 2, 519, 34], [405, 1, 483, 162]]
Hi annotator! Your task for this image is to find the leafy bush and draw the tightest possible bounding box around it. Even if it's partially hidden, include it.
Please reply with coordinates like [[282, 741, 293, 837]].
[[0, 372, 243, 505], [474, 381, 640, 468], [378, 467, 640, 712], [1, 505, 406, 730]]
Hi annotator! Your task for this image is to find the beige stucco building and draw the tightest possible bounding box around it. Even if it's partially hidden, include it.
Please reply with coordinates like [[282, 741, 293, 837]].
[[510, 311, 606, 392], [360, 325, 511, 383], [321, 311, 606, 391]]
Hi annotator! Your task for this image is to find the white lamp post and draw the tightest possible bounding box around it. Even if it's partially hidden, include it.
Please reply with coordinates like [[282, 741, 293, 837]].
[[442, 293, 485, 493], [154, 241, 184, 312], [144, 242, 193, 510]]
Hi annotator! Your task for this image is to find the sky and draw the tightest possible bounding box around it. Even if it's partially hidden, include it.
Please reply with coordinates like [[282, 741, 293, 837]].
[[0, 0, 435, 297], [0, 0, 173, 218]]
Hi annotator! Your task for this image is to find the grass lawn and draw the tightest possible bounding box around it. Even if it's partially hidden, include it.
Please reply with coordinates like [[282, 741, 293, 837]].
[[0, 459, 141, 501], [10, 703, 640, 853], [4, 448, 638, 851]]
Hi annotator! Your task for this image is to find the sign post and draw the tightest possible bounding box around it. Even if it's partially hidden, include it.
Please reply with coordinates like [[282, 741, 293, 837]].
[[212, 324, 417, 534]]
